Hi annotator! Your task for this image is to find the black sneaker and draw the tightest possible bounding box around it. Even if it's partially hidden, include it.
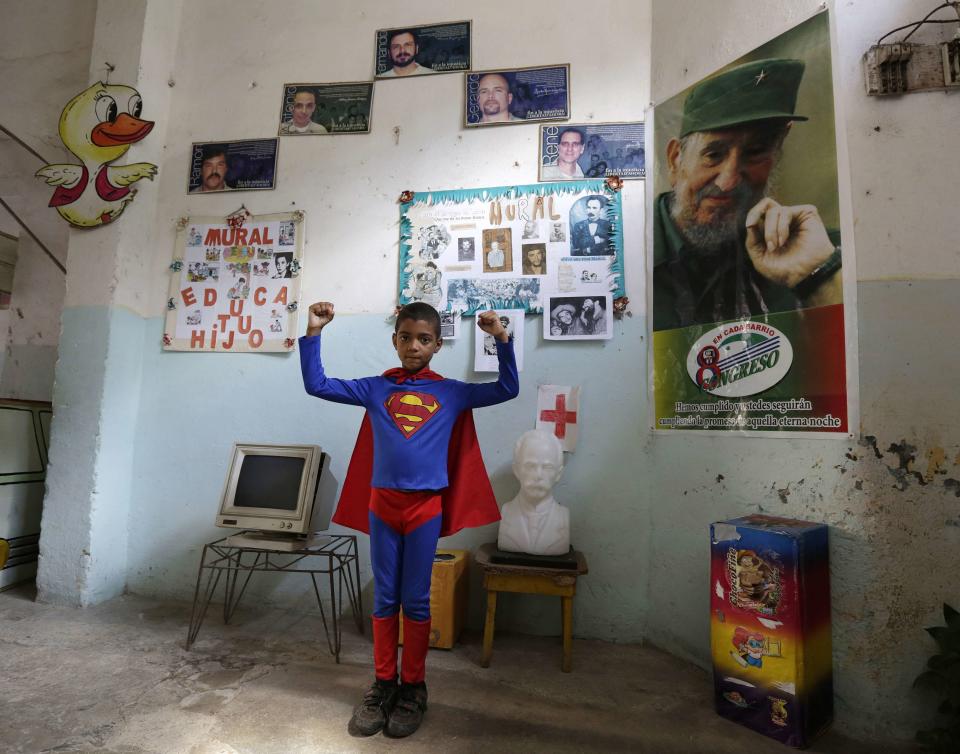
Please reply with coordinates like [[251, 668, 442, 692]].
[[348, 678, 398, 736], [385, 681, 428, 738]]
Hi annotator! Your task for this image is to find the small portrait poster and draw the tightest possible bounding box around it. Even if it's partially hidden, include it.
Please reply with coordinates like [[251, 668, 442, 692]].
[[568, 194, 615, 257], [375, 22, 471, 78], [651, 10, 852, 436], [398, 181, 625, 315], [439, 311, 460, 339], [164, 212, 304, 352], [457, 237, 475, 261], [278, 82, 374, 135], [539, 122, 646, 181], [187, 139, 278, 194], [482, 228, 513, 273], [544, 294, 612, 341], [474, 310, 524, 372], [465, 65, 570, 128], [521, 243, 547, 275]]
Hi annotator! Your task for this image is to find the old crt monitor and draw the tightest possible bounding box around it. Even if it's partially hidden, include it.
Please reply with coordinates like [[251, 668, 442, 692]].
[[215, 443, 335, 545]]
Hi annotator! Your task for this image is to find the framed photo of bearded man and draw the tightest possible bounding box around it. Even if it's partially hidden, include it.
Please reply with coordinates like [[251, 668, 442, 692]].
[[374, 21, 472, 78], [464, 65, 571, 128]]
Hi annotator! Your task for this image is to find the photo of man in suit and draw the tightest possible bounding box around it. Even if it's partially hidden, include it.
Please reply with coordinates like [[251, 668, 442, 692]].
[[570, 196, 612, 256]]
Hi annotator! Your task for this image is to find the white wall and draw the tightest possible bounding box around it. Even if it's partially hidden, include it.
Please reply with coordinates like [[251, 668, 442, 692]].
[[140, 0, 648, 318]]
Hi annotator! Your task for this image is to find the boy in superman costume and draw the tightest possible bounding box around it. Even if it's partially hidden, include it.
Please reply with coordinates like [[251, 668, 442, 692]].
[[300, 301, 518, 738]]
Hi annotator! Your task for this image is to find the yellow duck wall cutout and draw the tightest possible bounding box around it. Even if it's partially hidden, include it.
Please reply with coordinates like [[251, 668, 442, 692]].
[[36, 82, 157, 228]]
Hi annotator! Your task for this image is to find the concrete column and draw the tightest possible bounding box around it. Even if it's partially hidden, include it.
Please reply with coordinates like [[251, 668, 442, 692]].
[[37, 0, 182, 605]]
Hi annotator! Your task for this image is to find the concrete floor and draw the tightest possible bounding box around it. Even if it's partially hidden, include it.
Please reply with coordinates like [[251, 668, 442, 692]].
[[1, 584, 913, 754]]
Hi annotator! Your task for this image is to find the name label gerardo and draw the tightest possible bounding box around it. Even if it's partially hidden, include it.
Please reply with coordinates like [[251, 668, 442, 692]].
[[685, 321, 793, 398]]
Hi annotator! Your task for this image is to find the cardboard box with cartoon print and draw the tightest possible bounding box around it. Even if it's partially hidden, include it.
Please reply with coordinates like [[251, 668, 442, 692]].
[[710, 515, 833, 748]]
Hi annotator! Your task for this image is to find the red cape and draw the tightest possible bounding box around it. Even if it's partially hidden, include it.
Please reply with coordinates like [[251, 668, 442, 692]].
[[331, 410, 501, 537]]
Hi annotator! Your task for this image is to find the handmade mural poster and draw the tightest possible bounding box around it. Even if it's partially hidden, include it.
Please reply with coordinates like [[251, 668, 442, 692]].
[[539, 122, 646, 181], [164, 212, 303, 352], [278, 82, 374, 135], [374, 21, 471, 78], [473, 310, 524, 372], [464, 65, 570, 127], [650, 10, 852, 436], [397, 181, 625, 315], [187, 139, 278, 194], [544, 294, 612, 341], [536, 385, 580, 451]]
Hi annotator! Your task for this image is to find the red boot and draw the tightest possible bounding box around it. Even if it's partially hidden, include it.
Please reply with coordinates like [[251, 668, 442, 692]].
[[371, 614, 399, 682], [399, 615, 431, 684]]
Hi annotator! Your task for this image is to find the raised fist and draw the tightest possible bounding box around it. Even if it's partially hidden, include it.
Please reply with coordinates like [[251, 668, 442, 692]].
[[307, 302, 335, 335]]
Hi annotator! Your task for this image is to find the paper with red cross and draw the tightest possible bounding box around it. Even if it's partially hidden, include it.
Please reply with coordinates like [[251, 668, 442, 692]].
[[536, 385, 580, 451]]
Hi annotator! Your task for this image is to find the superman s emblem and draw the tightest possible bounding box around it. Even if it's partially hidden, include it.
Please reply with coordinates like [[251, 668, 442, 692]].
[[384, 391, 442, 439]]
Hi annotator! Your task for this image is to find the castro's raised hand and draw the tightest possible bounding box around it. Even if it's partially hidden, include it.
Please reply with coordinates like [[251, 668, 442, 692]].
[[744, 198, 835, 290]]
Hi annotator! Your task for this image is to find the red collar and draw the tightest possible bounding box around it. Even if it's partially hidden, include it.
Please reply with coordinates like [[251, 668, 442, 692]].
[[382, 367, 443, 384]]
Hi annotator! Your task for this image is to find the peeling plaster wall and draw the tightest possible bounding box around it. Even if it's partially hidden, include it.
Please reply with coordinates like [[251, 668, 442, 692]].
[[0, 236, 62, 400], [650, 0, 960, 741], [0, 0, 95, 399]]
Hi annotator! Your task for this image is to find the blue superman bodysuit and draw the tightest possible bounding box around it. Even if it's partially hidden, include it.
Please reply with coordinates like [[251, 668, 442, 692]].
[[299, 333, 518, 683]]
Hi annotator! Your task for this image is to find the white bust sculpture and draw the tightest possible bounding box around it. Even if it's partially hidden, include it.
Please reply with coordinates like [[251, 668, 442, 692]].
[[497, 430, 570, 556]]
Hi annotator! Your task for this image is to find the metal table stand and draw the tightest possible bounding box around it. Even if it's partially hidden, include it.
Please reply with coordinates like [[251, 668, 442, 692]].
[[186, 533, 363, 662]]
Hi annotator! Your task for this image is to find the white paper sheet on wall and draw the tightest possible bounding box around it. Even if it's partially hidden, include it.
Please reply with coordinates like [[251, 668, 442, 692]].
[[536, 384, 580, 452], [473, 310, 524, 372]]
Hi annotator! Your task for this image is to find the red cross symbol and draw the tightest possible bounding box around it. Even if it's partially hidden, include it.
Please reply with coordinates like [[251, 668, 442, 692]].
[[540, 393, 577, 439]]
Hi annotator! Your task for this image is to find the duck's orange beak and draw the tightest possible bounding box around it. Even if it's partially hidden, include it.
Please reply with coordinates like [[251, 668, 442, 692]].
[[91, 114, 154, 147]]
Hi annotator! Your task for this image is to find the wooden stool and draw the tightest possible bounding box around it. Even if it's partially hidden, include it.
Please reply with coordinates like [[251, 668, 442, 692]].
[[474, 542, 588, 672]]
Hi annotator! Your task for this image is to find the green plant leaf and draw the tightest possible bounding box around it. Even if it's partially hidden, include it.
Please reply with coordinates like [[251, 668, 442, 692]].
[[915, 670, 947, 692], [916, 726, 960, 753], [927, 626, 960, 654], [945, 603, 960, 630], [916, 728, 941, 745], [928, 652, 960, 671]]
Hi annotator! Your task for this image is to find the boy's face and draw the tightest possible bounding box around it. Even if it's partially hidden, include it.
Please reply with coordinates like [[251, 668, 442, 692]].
[[392, 318, 442, 372]]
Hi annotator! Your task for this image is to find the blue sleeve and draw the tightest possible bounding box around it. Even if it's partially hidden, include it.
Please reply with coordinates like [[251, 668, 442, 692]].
[[463, 338, 520, 408], [299, 334, 372, 406]]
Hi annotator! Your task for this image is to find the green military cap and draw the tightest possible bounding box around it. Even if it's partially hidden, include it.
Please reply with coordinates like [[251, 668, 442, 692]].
[[680, 58, 808, 138]]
